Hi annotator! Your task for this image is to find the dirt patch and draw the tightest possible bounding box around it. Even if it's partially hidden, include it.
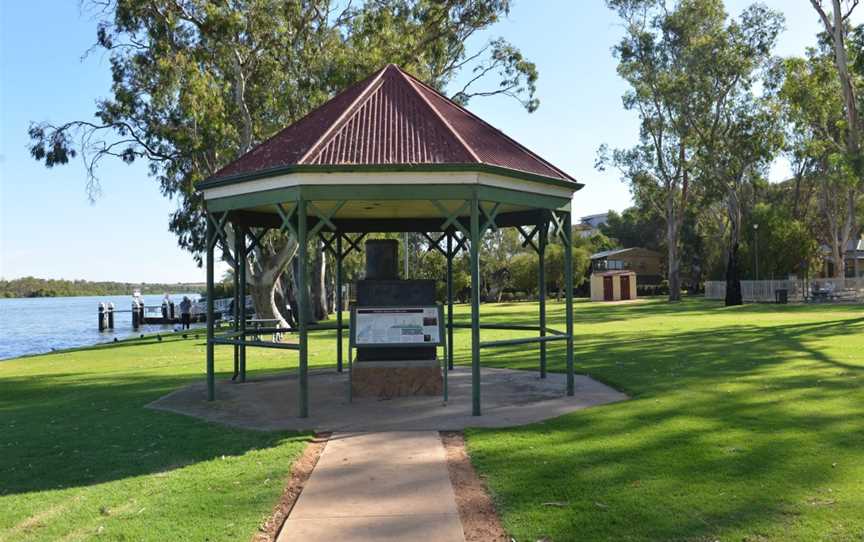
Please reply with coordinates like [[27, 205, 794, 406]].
[[253, 432, 330, 542], [441, 431, 510, 542]]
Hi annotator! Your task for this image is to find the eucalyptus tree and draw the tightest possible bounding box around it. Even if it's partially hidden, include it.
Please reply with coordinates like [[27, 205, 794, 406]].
[[599, 0, 782, 301], [772, 39, 863, 278], [810, 0, 862, 166], [28, 0, 539, 324], [689, 4, 784, 305], [779, 0, 864, 279]]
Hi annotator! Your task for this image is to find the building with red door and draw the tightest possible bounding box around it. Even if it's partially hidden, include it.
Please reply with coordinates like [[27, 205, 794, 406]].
[[589, 270, 637, 301]]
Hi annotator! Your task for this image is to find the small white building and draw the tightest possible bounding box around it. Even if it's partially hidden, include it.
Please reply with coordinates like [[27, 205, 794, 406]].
[[590, 270, 637, 302]]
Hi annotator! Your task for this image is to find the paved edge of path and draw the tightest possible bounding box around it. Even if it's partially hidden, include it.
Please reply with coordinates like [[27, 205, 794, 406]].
[[276, 432, 465, 542]]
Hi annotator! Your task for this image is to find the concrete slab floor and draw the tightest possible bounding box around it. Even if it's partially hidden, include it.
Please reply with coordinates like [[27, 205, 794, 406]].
[[277, 432, 465, 542], [147, 366, 628, 432]]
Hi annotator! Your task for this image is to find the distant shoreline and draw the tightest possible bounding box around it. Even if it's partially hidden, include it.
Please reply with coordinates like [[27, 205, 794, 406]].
[[1, 277, 205, 299]]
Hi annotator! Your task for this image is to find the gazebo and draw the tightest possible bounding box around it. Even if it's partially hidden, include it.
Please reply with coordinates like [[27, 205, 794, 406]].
[[197, 64, 583, 417]]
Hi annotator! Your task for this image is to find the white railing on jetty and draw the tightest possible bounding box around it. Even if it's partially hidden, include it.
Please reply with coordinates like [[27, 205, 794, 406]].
[[705, 278, 864, 302]]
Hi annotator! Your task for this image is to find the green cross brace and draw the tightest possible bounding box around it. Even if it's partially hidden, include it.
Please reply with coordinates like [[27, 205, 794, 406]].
[[205, 211, 237, 269], [307, 200, 345, 238], [276, 203, 298, 238], [480, 202, 501, 235], [430, 200, 471, 236]]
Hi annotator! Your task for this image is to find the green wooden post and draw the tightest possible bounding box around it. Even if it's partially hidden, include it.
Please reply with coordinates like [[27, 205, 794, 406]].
[[442, 306, 448, 403], [232, 226, 240, 380], [563, 211, 575, 396], [470, 197, 481, 416], [297, 199, 309, 417], [538, 214, 547, 378], [238, 227, 247, 382], [446, 232, 454, 371], [336, 233, 344, 373], [206, 213, 215, 401]]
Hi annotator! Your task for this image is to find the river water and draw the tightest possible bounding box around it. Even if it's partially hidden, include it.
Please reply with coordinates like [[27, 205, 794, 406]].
[[0, 294, 202, 360]]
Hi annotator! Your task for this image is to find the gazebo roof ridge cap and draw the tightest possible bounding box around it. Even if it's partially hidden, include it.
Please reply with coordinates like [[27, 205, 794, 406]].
[[396, 67, 577, 183], [206, 67, 385, 182], [398, 68, 482, 164], [297, 65, 392, 164]]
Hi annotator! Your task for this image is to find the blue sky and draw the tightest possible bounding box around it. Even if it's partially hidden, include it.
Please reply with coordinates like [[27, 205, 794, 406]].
[[0, 1, 837, 282]]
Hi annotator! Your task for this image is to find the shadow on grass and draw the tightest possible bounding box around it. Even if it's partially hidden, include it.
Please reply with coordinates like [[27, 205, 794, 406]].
[[466, 315, 864, 394], [0, 365, 308, 497], [463, 303, 864, 540]]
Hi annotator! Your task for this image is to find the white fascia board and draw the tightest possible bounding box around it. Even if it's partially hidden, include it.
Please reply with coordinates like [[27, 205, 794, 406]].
[[202, 170, 576, 200]]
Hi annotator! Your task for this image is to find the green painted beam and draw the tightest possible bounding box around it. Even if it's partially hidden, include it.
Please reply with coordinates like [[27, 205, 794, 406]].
[[446, 233, 454, 371], [539, 213, 548, 379], [205, 211, 215, 401], [238, 225, 247, 382], [205, 183, 572, 214], [297, 198, 309, 417], [232, 226, 241, 381], [210, 338, 301, 350], [479, 334, 569, 349], [207, 186, 299, 212], [564, 211, 575, 396], [476, 185, 570, 211], [470, 197, 481, 416], [336, 233, 344, 373]]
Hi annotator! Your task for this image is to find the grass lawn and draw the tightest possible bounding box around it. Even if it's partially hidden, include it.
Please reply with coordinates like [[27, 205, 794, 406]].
[[1, 298, 862, 541], [0, 330, 333, 542], [465, 298, 864, 541]]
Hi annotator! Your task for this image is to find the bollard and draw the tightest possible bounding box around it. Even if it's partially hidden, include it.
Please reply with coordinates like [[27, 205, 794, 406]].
[[98, 303, 106, 332], [132, 300, 140, 329], [107, 302, 115, 329]]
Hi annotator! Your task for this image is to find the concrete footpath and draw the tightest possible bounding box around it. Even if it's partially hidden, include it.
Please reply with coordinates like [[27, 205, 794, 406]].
[[277, 432, 465, 542]]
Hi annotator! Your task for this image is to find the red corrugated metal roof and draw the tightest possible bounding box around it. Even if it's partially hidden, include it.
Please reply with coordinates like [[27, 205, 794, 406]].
[[209, 64, 577, 184]]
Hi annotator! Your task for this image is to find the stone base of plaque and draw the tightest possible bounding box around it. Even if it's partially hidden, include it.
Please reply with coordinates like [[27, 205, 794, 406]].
[[352, 360, 443, 397]]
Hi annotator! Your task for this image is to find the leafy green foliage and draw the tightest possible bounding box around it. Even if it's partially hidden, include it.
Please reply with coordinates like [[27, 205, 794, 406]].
[[28, 0, 539, 260], [601, 207, 664, 251], [770, 36, 864, 278], [738, 202, 820, 280], [600, 0, 785, 301], [0, 277, 204, 298]]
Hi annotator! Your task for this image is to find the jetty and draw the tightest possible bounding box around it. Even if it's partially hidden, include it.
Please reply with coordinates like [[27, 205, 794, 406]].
[[96, 294, 244, 331]]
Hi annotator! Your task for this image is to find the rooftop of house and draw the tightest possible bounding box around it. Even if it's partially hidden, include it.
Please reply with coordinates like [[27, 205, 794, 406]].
[[590, 247, 662, 260]]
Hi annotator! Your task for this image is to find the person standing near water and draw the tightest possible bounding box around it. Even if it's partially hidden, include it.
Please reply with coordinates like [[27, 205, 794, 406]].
[[180, 296, 192, 329]]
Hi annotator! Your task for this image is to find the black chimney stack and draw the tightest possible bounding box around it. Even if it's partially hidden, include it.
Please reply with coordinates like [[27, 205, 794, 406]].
[[364, 239, 399, 280]]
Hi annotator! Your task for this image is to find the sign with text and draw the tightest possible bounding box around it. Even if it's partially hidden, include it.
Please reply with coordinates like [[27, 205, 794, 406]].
[[353, 306, 443, 347]]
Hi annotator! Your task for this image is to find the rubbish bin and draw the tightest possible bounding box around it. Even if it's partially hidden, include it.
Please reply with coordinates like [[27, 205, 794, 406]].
[[775, 289, 788, 304]]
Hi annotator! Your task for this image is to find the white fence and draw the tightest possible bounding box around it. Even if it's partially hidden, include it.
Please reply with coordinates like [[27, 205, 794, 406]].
[[704, 278, 864, 302]]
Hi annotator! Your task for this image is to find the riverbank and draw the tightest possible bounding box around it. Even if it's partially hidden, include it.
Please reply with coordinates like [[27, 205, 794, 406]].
[[0, 294, 201, 360], [0, 278, 205, 298]]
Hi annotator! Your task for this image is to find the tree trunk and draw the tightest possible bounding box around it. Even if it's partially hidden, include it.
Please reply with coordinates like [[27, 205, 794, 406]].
[[246, 235, 297, 329], [311, 240, 327, 321], [725, 190, 743, 306], [666, 199, 682, 302], [725, 242, 743, 306], [274, 274, 297, 328], [829, 0, 861, 157], [290, 257, 310, 323]]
